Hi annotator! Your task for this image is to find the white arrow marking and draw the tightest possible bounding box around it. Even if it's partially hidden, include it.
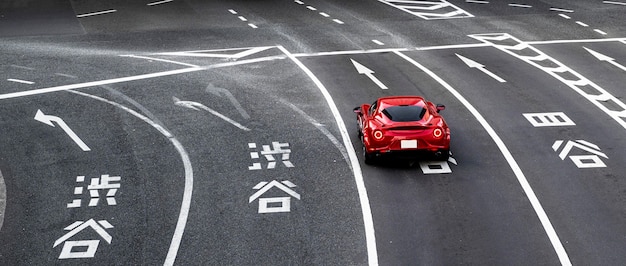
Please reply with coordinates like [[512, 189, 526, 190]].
[[34, 109, 91, 151], [456, 54, 507, 82], [350, 59, 388, 89], [173, 97, 251, 131], [205, 84, 250, 119], [584, 47, 626, 72]]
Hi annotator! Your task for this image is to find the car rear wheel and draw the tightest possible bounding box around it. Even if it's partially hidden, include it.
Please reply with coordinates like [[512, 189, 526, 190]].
[[361, 135, 375, 165]]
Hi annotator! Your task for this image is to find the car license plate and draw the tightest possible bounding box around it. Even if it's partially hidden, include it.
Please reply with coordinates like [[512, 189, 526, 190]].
[[401, 140, 417, 149]]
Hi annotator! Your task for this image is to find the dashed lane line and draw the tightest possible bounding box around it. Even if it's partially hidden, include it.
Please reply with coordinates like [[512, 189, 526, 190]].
[[7, 78, 35, 84], [147, 0, 174, 6], [76, 9, 117, 18]]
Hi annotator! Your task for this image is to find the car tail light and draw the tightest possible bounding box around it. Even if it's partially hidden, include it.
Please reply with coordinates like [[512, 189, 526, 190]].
[[433, 127, 444, 139], [373, 130, 384, 140]]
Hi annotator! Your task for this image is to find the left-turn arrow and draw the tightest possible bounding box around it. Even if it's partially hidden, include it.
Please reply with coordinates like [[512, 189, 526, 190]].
[[34, 109, 91, 151]]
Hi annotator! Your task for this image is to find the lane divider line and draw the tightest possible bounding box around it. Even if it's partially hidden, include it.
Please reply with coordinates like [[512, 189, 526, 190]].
[[395, 50, 572, 266], [277, 45, 379, 266], [65, 89, 193, 266], [7, 78, 35, 84]]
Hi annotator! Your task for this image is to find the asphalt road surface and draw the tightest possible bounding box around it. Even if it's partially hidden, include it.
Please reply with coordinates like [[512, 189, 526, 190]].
[[1, 0, 625, 265]]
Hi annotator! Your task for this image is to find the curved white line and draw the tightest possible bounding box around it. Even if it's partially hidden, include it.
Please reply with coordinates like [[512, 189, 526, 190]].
[[66, 90, 193, 266], [395, 51, 572, 266], [277, 45, 379, 266]]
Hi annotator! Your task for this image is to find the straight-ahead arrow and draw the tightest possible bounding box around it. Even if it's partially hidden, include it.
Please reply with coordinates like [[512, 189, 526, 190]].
[[34, 109, 91, 151], [584, 47, 626, 72], [350, 59, 388, 89], [173, 97, 251, 131], [456, 54, 507, 83]]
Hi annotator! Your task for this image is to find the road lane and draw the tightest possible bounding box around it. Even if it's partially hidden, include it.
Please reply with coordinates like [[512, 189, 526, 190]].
[[300, 51, 562, 265], [409, 39, 626, 265]]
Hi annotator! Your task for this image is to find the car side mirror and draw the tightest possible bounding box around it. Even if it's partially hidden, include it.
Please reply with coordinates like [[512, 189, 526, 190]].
[[436, 104, 445, 113]]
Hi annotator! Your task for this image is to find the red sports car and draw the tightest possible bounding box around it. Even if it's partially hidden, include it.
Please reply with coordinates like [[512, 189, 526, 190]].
[[354, 96, 450, 164]]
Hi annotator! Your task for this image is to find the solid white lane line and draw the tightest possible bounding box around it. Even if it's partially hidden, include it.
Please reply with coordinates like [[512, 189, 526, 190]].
[[76, 9, 117, 18], [395, 50, 572, 266], [66, 90, 193, 266], [7, 78, 34, 84], [277, 45, 379, 266], [147, 0, 173, 6]]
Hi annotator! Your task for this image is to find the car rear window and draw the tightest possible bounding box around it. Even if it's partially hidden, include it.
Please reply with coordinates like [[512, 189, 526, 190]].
[[381, 106, 426, 122]]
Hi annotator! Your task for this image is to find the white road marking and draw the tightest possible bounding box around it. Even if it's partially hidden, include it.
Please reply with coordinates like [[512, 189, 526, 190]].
[[550, 7, 573, 13], [372, 40, 385, 46], [76, 9, 117, 18], [584, 47, 626, 72], [7, 78, 34, 84], [279, 98, 350, 167], [295, 0, 304, 4], [333, 19, 344, 24], [248, 23, 258, 29], [119, 54, 200, 68], [10, 65, 35, 70], [319, 12, 330, 17], [395, 50, 572, 266], [471, 33, 626, 140], [466, 0, 489, 3], [239, 16, 247, 22], [173, 97, 251, 131], [56, 73, 78, 78], [575, 21, 589, 27], [147, 0, 173, 6], [228, 9, 237, 14], [34, 109, 91, 151], [603, 0, 626, 5], [307, 6, 317, 11], [351, 59, 389, 89], [509, 3, 532, 8], [379, 0, 474, 20], [277, 45, 379, 266], [558, 14, 571, 19], [456, 54, 507, 82], [0, 56, 284, 101], [594, 29, 608, 35], [66, 90, 193, 266]]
